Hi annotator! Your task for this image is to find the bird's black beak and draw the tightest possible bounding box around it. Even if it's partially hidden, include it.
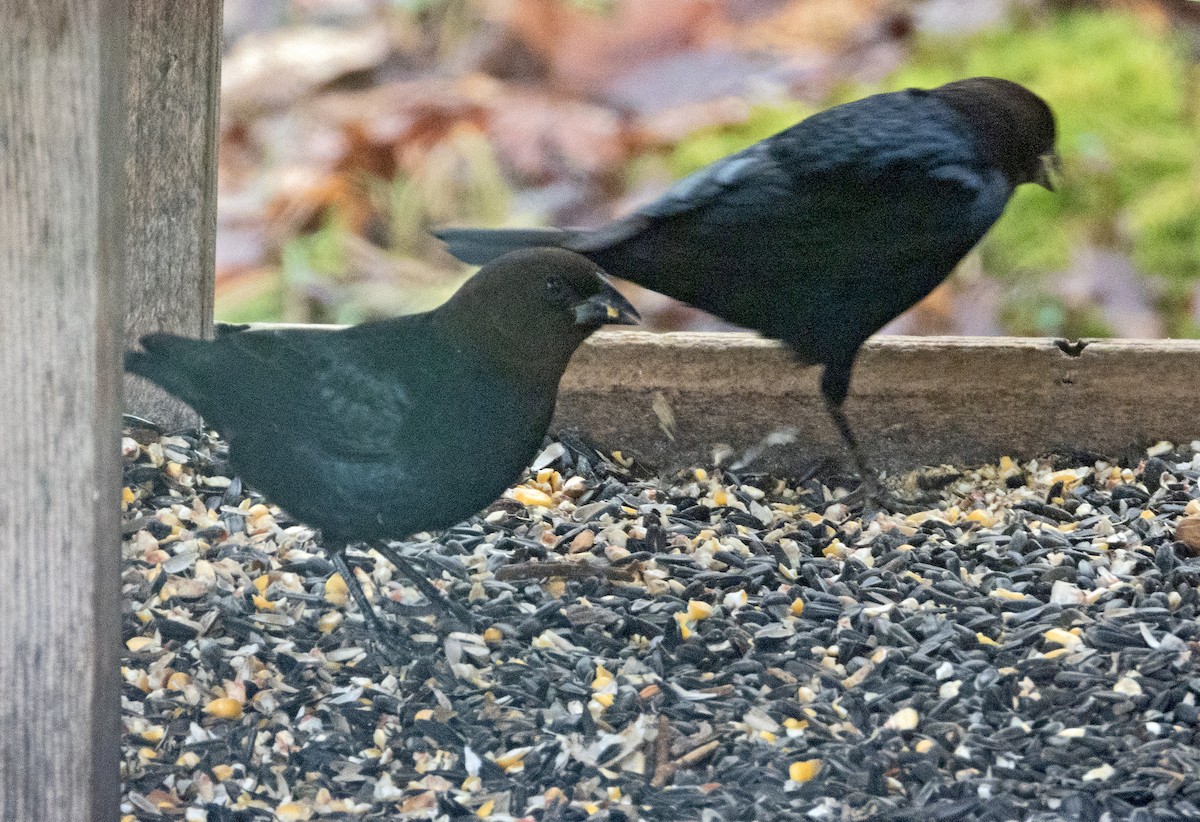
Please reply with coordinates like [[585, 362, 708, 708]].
[[1035, 151, 1061, 191], [573, 282, 641, 327]]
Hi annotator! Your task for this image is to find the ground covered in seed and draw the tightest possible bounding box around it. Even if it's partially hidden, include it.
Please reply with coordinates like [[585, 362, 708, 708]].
[[120, 422, 1200, 822]]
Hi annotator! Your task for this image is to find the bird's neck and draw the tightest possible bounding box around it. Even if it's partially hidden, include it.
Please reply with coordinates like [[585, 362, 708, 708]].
[[431, 302, 578, 387]]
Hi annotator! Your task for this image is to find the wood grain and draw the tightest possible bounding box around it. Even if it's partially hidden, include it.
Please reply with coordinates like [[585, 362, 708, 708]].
[[0, 1, 127, 819], [122, 0, 222, 428], [555, 331, 1200, 472]]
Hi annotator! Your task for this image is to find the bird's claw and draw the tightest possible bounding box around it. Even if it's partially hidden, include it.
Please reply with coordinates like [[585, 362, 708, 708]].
[[835, 477, 940, 517], [868, 486, 942, 516], [364, 620, 416, 660], [371, 542, 479, 632]]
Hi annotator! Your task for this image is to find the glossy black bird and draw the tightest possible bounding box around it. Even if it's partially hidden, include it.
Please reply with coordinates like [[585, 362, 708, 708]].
[[437, 77, 1059, 495], [126, 248, 639, 650]]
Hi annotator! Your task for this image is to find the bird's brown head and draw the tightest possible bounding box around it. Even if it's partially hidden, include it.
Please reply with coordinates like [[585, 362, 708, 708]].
[[931, 77, 1059, 191], [440, 247, 640, 378]]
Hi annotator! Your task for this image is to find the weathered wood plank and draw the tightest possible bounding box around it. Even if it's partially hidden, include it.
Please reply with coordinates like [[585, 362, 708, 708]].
[[122, 0, 223, 428], [556, 332, 1200, 472], [0, 2, 127, 819]]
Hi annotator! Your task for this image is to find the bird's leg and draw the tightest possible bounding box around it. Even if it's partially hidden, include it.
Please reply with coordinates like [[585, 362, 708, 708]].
[[823, 399, 875, 489], [328, 547, 413, 656], [371, 541, 478, 630], [820, 363, 934, 515], [820, 361, 876, 484]]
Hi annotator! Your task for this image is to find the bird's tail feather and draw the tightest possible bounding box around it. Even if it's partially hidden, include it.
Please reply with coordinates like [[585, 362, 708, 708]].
[[435, 227, 574, 266]]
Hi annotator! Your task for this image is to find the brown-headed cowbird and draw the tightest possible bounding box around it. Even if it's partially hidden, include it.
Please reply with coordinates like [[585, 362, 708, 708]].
[[437, 78, 1059, 497], [126, 248, 639, 651]]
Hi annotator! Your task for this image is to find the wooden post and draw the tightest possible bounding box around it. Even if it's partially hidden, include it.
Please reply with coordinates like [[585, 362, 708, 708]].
[[0, 2, 126, 820], [123, 0, 223, 428]]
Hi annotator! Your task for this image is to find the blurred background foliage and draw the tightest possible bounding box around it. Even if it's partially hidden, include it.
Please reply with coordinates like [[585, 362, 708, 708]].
[[217, 0, 1200, 339]]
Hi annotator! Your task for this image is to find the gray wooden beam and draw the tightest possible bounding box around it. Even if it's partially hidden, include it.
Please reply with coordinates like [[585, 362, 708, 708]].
[[122, 0, 223, 428], [556, 332, 1200, 473], [0, 1, 127, 819]]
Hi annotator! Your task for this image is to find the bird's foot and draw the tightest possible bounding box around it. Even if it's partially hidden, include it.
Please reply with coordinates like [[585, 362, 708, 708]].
[[362, 617, 416, 660], [328, 550, 415, 662], [371, 542, 479, 632], [843, 477, 941, 517]]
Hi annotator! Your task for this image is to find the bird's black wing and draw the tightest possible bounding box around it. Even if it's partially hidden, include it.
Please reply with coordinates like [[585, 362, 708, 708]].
[[587, 128, 1006, 259], [133, 327, 417, 462], [574, 140, 793, 251], [225, 327, 421, 462]]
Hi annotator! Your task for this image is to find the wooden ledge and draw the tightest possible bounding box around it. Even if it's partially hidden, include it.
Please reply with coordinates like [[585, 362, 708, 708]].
[[555, 332, 1200, 472]]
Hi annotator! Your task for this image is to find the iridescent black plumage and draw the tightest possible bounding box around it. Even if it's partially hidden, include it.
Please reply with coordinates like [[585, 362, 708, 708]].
[[438, 78, 1058, 492], [126, 248, 638, 647]]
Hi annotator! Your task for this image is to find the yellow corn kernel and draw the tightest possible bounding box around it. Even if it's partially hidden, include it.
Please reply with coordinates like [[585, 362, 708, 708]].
[[494, 749, 526, 770], [975, 632, 999, 647], [512, 487, 554, 508], [673, 611, 693, 641], [324, 573, 348, 606], [122, 487, 136, 504], [790, 598, 805, 617], [483, 626, 503, 643], [126, 636, 155, 652], [592, 664, 614, 690], [140, 725, 165, 742], [789, 759, 822, 783], [476, 800, 495, 818], [1044, 628, 1082, 648], [211, 764, 235, 781], [822, 539, 847, 558], [274, 802, 312, 822], [712, 489, 729, 507], [687, 600, 714, 620], [204, 698, 243, 720], [591, 692, 614, 708], [966, 509, 996, 527]]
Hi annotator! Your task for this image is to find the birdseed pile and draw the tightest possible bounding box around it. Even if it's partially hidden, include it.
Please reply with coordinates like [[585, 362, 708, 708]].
[[121, 422, 1200, 822]]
